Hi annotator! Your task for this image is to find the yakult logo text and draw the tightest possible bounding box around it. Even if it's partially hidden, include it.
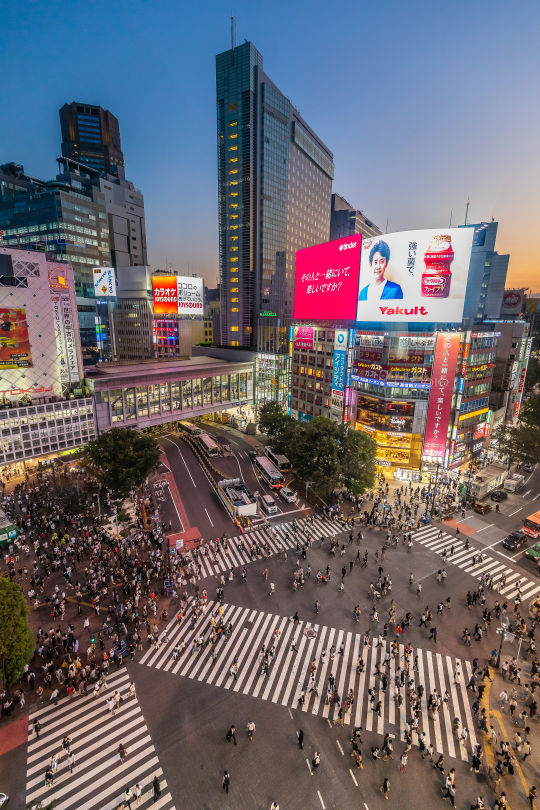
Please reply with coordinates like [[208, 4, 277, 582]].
[[338, 241, 357, 251]]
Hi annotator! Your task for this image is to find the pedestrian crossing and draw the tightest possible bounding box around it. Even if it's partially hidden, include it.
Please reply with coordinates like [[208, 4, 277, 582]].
[[192, 515, 347, 580], [26, 669, 176, 810], [413, 524, 540, 603], [140, 600, 477, 762]]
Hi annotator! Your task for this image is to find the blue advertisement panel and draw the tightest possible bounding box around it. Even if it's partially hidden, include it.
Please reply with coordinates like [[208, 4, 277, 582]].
[[332, 349, 347, 392]]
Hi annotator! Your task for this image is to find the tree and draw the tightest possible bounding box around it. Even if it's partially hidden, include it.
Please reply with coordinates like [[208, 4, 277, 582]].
[[258, 402, 299, 454], [340, 428, 377, 494], [86, 428, 161, 497], [525, 357, 540, 394], [493, 423, 540, 467], [0, 578, 34, 690], [521, 393, 540, 428]]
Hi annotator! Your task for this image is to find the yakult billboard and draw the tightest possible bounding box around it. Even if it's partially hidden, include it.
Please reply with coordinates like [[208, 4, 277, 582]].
[[357, 228, 474, 324], [294, 236, 362, 320]]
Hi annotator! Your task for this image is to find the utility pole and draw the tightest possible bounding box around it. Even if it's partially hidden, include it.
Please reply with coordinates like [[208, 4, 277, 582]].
[[430, 462, 441, 516], [464, 197, 470, 226]]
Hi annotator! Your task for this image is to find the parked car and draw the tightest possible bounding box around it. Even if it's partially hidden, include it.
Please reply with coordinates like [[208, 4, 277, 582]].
[[502, 531, 527, 551], [522, 463, 535, 473], [473, 501, 492, 514], [490, 489, 508, 502], [280, 487, 297, 504], [525, 541, 540, 566]]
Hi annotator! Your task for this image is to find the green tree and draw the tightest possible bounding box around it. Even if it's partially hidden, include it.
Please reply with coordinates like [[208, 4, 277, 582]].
[[258, 402, 299, 453], [493, 423, 540, 467], [0, 578, 34, 690], [521, 393, 540, 428], [340, 428, 377, 494], [524, 357, 540, 393], [86, 428, 161, 497]]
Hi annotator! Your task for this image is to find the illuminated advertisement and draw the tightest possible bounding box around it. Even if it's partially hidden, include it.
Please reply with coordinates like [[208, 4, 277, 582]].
[[0, 308, 32, 368], [294, 236, 362, 320], [423, 333, 461, 460], [152, 275, 204, 315], [93, 267, 116, 297], [293, 326, 314, 350], [500, 289, 524, 317], [357, 228, 474, 323], [332, 330, 348, 393]]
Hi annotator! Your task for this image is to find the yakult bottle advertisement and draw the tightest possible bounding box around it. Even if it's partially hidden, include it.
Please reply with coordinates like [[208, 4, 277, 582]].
[[356, 227, 474, 324]]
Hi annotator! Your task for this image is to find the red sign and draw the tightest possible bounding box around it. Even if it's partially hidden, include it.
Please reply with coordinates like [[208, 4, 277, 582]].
[[294, 236, 362, 320], [293, 326, 314, 350], [423, 333, 460, 461], [152, 276, 178, 315]]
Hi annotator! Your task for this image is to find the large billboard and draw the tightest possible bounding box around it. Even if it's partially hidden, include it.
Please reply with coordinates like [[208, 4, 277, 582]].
[[422, 333, 461, 461], [293, 326, 314, 350], [93, 267, 116, 297], [152, 275, 204, 315], [500, 289, 524, 317], [357, 228, 474, 324], [0, 308, 32, 368], [294, 236, 362, 320]]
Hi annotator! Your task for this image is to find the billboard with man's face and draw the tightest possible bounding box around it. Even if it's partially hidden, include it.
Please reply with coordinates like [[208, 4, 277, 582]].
[[356, 228, 474, 324]]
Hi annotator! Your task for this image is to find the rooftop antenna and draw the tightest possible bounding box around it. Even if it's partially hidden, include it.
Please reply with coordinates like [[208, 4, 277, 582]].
[[385, 216, 389, 232], [449, 208, 453, 227], [231, 15, 236, 50], [464, 197, 470, 226]]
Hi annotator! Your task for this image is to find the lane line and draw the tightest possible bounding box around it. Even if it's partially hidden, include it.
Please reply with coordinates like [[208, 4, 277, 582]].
[[204, 508, 214, 527], [317, 789, 326, 808]]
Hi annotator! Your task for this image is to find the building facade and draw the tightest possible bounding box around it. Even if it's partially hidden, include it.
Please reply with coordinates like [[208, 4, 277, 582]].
[[60, 102, 124, 175], [216, 40, 334, 356], [330, 193, 381, 241]]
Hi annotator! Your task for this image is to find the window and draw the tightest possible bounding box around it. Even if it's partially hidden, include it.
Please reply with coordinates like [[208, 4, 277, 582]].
[[230, 326, 239, 332], [231, 340, 239, 346], [231, 307, 239, 312], [231, 287, 239, 292], [231, 297, 239, 302]]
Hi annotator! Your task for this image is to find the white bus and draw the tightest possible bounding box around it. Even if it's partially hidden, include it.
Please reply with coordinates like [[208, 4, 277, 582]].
[[264, 446, 291, 472], [178, 420, 202, 438], [254, 455, 283, 489], [197, 433, 220, 457]]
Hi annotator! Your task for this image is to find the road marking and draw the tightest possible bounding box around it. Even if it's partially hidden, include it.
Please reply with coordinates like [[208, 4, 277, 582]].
[[288, 708, 293, 720], [165, 437, 197, 487], [349, 769, 358, 786], [204, 508, 214, 527], [336, 740, 344, 756], [306, 758, 312, 774], [523, 489, 532, 498], [508, 507, 523, 516], [317, 790, 326, 809], [533, 492, 540, 501], [476, 523, 493, 533], [483, 539, 504, 549]]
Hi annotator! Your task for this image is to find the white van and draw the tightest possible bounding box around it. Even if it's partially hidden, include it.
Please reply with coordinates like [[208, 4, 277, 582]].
[[260, 494, 278, 515], [504, 474, 525, 493]]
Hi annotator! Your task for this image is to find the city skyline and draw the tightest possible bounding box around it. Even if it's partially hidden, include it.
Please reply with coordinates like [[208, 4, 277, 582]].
[[2, 0, 539, 291]]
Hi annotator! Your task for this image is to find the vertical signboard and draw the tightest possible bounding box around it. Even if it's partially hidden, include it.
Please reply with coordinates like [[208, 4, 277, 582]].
[[93, 267, 116, 297], [332, 330, 348, 393], [293, 326, 314, 350], [423, 333, 461, 462]]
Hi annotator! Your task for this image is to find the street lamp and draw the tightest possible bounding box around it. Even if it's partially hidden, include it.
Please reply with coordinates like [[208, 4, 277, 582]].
[[305, 481, 315, 500], [495, 614, 510, 669], [429, 462, 441, 516]]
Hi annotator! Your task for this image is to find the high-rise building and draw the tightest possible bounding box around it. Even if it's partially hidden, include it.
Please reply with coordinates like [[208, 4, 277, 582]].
[[0, 104, 147, 364], [216, 41, 334, 375], [60, 102, 124, 175], [461, 221, 508, 323], [330, 193, 381, 241]]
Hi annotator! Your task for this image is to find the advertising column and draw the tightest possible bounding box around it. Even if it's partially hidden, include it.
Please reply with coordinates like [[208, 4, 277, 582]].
[[331, 329, 348, 420], [422, 333, 461, 465]]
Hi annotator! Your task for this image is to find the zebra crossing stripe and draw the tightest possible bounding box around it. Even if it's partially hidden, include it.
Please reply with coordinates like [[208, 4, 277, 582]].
[[413, 527, 539, 602], [26, 668, 175, 810]]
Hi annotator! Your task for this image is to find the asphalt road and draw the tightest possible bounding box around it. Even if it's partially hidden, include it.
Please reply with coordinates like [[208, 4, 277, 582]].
[[128, 513, 536, 809]]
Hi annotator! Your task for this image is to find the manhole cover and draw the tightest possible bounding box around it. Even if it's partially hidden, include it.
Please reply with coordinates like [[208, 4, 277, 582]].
[[245, 621, 254, 629], [304, 628, 317, 639]]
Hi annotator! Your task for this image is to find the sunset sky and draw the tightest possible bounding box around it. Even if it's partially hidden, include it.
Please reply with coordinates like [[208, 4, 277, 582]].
[[3, 0, 539, 291]]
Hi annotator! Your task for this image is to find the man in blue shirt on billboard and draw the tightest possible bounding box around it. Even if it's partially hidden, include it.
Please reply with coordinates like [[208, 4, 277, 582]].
[[358, 240, 403, 301]]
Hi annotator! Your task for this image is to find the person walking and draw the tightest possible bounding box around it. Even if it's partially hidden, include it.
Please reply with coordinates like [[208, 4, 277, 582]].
[[226, 724, 238, 745], [67, 752, 76, 774], [380, 776, 390, 800], [118, 743, 128, 764], [311, 751, 321, 774], [297, 729, 304, 749], [527, 786, 536, 809], [399, 751, 408, 773], [124, 787, 134, 810], [152, 775, 161, 803], [222, 770, 231, 794]]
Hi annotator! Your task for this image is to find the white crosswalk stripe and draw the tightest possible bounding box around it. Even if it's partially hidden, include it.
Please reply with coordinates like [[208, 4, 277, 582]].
[[413, 525, 540, 602], [192, 515, 347, 581], [26, 669, 175, 810], [141, 600, 476, 761]]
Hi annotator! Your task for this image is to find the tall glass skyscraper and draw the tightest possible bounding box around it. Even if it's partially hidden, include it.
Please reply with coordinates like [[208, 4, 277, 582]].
[[216, 41, 334, 386]]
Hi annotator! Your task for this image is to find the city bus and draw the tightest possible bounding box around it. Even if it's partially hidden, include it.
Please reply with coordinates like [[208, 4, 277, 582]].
[[264, 446, 292, 472], [254, 455, 283, 489], [178, 420, 202, 438], [522, 510, 540, 539], [197, 433, 220, 457]]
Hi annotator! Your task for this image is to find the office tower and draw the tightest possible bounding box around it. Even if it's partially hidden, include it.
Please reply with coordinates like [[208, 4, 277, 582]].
[[330, 193, 381, 240], [461, 221, 509, 323], [216, 41, 334, 357], [60, 102, 124, 175]]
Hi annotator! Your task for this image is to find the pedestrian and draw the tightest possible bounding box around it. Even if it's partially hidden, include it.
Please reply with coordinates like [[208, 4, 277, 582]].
[[226, 724, 238, 745], [311, 751, 321, 773], [152, 775, 161, 802], [118, 743, 127, 763], [67, 752, 75, 773], [133, 783, 142, 805], [33, 719, 42, 739], [297, 729, 304, 749], [527, 786, 536, 809], [399, 752, 408, 773], [124, 787, 134, 810], [270, 803, 280, 810], [380, 777, 390, 800], [222, 770, 231, 794]]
